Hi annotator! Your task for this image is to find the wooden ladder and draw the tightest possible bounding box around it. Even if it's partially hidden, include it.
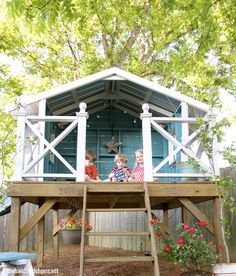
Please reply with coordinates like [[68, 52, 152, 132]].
[[79, 183, 160, 276]]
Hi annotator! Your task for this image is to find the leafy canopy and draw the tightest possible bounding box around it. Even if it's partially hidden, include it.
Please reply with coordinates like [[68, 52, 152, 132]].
[[1, 0, 235, 104]]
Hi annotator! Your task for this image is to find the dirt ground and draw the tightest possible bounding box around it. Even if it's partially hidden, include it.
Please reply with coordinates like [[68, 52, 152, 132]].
[[35, 245, 182, 276]]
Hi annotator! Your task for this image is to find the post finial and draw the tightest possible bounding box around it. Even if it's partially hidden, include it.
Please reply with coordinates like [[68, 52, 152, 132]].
[[142, 103, 149, 114], [79, 102, 87, 112]]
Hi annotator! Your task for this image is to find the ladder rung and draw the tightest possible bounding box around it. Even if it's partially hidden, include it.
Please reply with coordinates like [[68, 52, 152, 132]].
[[86, 232, 150, 236], [86, 208, 147, 212], [85, 256, 154, 263]]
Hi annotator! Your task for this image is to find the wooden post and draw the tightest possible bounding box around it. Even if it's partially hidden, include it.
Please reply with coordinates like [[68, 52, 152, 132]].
[[163, 210, 169, 232], [10, 197, 21, 251], [213, 197, 227, 262], [37, 199, 45, 267], [13, 103, 27, 180], [182, 206, 190, 226], [76, 103, 88, 181], [140, 104, 153, 181], [80, 186, 87, 276], [53, 206, 59, 259], [180, 102, 189, 162], [162, 204, 169, 233]]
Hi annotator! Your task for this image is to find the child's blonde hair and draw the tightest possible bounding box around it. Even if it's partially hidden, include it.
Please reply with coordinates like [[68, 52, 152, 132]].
[[134, 149, 143, 167], [114, 153, 128, 163], [85, 149, 96, 162]]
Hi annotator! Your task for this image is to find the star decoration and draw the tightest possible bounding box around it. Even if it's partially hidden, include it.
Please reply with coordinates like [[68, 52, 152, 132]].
[[105, 136, 122, 153]]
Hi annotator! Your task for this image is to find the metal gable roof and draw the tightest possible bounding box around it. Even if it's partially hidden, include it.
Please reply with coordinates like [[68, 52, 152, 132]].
[[19, 67, 209, 118]]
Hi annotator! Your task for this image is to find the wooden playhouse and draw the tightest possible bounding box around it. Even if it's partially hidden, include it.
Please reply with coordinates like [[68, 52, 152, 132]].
[[7, 67, 223, 275]]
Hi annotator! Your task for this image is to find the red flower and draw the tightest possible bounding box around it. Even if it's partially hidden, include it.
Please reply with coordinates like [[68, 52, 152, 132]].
[[86, 223, 93, 230], [150, 218, 157, 225], [69, 217, 75, 224], [190, 228, 197, 233], [178, 238, 184, 245], [183, 224, 191, 231], [59, 220, 64, 226], [217, 244, 222, 252], [156, 231, 163, 237], [199, 220, 207, 227], [164, 245, 171, 253]]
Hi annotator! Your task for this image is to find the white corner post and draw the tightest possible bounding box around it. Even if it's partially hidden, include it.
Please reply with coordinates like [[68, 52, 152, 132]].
[[181, 102, 189, 162], [141, 104, 153, 181], [76, 102, 88, 182], [38, 99, 46, 182], [13, 104, 27, 181]]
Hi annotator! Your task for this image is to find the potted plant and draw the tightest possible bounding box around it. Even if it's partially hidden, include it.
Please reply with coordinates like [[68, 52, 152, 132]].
[[171, 159, 200, 182], [150, 218, 219, 275], [59, 216, 93, 245]]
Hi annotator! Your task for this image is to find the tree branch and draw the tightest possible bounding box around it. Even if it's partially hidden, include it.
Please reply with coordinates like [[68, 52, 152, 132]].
[[96, 13, 113, 62], [118, 1, 150, 65], [117, 25, 141, 65]]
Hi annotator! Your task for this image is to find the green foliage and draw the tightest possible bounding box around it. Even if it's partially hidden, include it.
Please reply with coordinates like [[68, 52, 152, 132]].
[[223, 145, 236, 167], [0, 0, 235, 103], [0, 110, 16, 179], [151, 219, 218, 273], [196, 112, 236, 254]]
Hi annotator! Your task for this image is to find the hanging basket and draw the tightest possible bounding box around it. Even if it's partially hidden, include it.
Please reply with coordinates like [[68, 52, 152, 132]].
[[61, 229, 82, 245]]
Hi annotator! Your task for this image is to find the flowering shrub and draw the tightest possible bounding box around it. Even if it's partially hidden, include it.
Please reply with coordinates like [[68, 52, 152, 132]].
[[59, 216, 93, 231], [150, 218, 219, 273]]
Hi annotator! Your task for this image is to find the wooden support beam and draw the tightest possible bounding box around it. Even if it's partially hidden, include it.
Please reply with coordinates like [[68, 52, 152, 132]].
[[182, 207, 190, 226], [20, 199, 57, 241], [37, 200, 45, 267], [7, 182, 218, 198], [178, 198, 214, 235], [10, 197, 21, 251], [53, 206, 59, 260]]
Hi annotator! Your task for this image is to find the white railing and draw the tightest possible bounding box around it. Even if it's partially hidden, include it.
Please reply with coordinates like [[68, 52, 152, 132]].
[[140, 104, 217, 181], [13, 102, 88, 181]]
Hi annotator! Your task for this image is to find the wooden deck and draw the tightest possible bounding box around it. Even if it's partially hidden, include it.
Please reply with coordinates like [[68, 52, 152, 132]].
[[6, 180, 225, 272], [7, 181, 218, 209]]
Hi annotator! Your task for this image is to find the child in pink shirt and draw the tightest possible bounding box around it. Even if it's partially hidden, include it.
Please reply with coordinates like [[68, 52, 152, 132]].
[[129, 149, 144, 182]]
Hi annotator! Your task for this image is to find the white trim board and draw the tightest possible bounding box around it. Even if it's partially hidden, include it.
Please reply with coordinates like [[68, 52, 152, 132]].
[[16, 67, 209, 113]]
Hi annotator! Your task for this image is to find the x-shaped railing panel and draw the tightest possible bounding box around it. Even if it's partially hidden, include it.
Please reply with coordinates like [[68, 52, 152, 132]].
[[151, 119, 212, 174], [23, 119, 78, 175]]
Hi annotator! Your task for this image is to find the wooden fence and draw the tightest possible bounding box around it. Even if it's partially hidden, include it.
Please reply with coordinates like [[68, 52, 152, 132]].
[[0, 168, 235, 261]]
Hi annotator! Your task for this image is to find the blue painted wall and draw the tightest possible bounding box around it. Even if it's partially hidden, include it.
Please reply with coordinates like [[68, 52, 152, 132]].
[[44, 107, 167, 180]]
